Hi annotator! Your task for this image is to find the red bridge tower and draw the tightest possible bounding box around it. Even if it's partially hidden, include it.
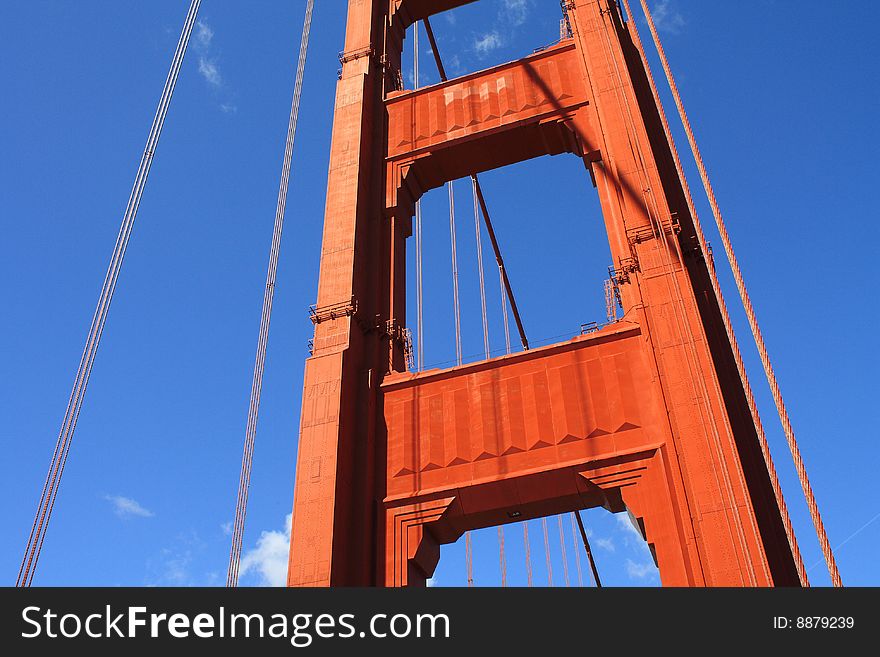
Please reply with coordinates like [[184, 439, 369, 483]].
[[287, 0, 801, 587]]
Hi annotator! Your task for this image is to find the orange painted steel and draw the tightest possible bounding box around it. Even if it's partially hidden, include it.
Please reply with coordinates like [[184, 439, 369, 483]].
[[287, 0, 802, 587]]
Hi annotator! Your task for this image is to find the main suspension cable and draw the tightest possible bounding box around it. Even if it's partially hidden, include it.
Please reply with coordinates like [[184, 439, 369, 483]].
[[637, 0, 840, 587], [226, 0, 314, 587], [16, 0, 202, 588]]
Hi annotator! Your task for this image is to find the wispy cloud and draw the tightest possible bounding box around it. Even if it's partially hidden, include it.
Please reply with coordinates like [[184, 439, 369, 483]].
[[197, 58, 222, 87], [651, 1, 686, 35], [195, 20, 214, 49], [239, 514, 292, 587], [625, 558, 657, 580], [194, 20, 222, 88], [595, 537, 616, 552], [105, 495, 154, 519], [145, 530, 219, 587], [474, 31, 503, 56], [502, 0, 530, 27], [221, 521, 233, 536]]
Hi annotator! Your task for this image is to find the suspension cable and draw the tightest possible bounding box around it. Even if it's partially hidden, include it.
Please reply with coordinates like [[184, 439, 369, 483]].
[[414, 22, 424, 371], [466, 531, 474, 587], [557, 515, 570, 587], [637, 0, 840, 587], [471, 178, 508, 587], [448, 183, 463, 366], [523, 521, 534, 587], [226, 0, 314, 588], [447, 178, 475, 584], [472, 179, 529, 352], [500, 268, 513, 354], [617, 0, 807, 585], [498, 526, 508, 586], [569, 512, 584, 586], [16, 0, 202, 588], [423, 16, 529, 351], [542, 517, 554, 586], [473, 177, 491, 360]]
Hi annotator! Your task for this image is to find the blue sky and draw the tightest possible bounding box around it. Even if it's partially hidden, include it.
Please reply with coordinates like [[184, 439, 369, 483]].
[[1, 1, 877, 587]]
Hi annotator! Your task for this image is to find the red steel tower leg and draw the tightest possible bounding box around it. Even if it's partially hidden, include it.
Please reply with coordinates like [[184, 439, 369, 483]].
[[288, 0, 801, 587]]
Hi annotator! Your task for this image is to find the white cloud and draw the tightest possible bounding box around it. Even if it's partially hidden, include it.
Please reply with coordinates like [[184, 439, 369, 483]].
[[474, 31, 503, 56], [193, 20, 222, 88], [502, 0, 530, 27], [105, 495, 154, 519], [198, 58, 222, 87], [595, 537, 616, 552], [625, 558, 657, 580], [239, 514, 292, 587], [219, 103, 238, 114], [651, 1, 685, 35], [195, 21, 214, 49], [221, 521, 233, 536]]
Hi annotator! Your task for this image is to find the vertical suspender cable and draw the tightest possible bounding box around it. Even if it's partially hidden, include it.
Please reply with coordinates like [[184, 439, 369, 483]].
[[473, 178, 491, 360], [448, 183, 463, 367], [569, 512, 584, 586], [472, 179, 508, 587], [476, 180, 528, 586], [498, 525, 508, 586], [542, 517, 554, 586], [414, 23, 424, 371], [557, 515, 570, 587], [637, 0, 839, 586], [465, 531, 474, 587], [473, 182, 529, 351], [226, 0, 314, 587], [16, 0, 203, 588], [447, 175, 472, 585], [500, 269, 512, 355]]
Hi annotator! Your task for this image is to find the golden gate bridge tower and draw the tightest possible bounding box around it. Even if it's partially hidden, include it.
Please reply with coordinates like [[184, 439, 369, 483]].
[[285, 0, 830, 587]]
